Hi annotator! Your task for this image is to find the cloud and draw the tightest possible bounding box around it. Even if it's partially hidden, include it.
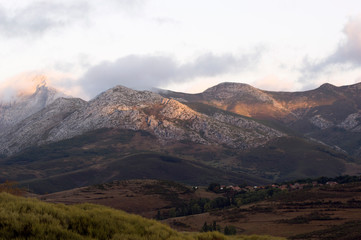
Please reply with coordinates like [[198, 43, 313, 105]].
[[328, 16, 361, 66], [179, 53, 255, 78], [0, 0, 147, 38], [302, 16, 361, 74], [297, 16, 361, 89], [0, 71, 78, 102], [0, 1, 90, 37], [0, 73, 49, 102], [78, 51, 262, 98]]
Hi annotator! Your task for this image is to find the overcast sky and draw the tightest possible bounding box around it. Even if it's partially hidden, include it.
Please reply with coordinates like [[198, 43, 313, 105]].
[[0, 0, 361, 100]]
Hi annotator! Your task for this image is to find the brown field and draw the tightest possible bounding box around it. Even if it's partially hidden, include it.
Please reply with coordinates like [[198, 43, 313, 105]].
[[163, 183, 361, 238], [40, 179, 218, 218]]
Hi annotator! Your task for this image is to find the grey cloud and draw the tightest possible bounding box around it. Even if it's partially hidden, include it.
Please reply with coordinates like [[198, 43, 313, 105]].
[[301, 16, 361, 75], [53, 54, 92, 73], [298, 16, 361, 89], [79, 51, 262, 98], [0, 0, 147, 37], [326, 16, 361, 66], [79, 55, 177, 98], [0, 1, 89, 37]]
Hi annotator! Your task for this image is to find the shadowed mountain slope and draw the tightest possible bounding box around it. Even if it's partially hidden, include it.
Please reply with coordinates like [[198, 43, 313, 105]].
[[0, 128, 357, 194]]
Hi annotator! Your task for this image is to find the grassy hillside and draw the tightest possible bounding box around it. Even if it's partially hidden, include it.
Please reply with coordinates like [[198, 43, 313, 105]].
[[238, 136, 358, 181], [306, 126, 361, 158], [0, 128, 357, 193], [0, 128, 269, 194], [0, 193, 284, 240], [16, 151, 255, 194]]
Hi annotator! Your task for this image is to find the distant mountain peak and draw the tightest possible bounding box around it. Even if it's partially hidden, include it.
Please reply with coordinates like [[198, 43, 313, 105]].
[[92, 84, 163, 107], [318, 83, 337, 90], [34, 74, 47, 87], [0, 80, 69, 130], [203, 82, 254, 94], [109, 85, 133, 92], [202, 81, 276, 105]]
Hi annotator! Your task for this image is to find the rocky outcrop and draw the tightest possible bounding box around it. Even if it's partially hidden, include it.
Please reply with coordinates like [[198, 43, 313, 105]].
[[309, 115, 334, 129], [46, 86, 284, 150], [337, 112, 361, 132]]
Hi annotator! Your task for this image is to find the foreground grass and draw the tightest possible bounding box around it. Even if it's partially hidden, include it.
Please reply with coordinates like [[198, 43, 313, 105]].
[[0, 193, 284, 240]]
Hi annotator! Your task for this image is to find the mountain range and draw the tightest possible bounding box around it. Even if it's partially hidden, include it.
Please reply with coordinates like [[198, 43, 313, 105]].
[[161, 82, 361, 156], [0, 81, 360, 193]]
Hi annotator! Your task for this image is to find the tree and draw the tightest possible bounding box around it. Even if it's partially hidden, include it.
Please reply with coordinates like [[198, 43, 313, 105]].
[[212, 221, 220, 232], [191, 203, 201, 214], [224, 225, 237, 235], [204, 202, 212, 212], [201, 222, 209, 232], [168, 208, 176, 218], [207, 183, 221, 193], [155, 210, 162, 220]]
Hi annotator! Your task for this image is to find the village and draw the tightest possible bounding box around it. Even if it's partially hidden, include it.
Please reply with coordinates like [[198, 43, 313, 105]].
[[221, 180, 339, 193], [203, 175, 361, 196]]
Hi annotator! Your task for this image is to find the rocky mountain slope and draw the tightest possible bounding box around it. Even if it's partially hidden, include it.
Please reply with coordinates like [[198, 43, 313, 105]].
[[0, 82, 67, 131], [0, 85, 283, 156], [0, 97, 87, 156], [160, 82, 361, 157], [0, 82, 359, 192]]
